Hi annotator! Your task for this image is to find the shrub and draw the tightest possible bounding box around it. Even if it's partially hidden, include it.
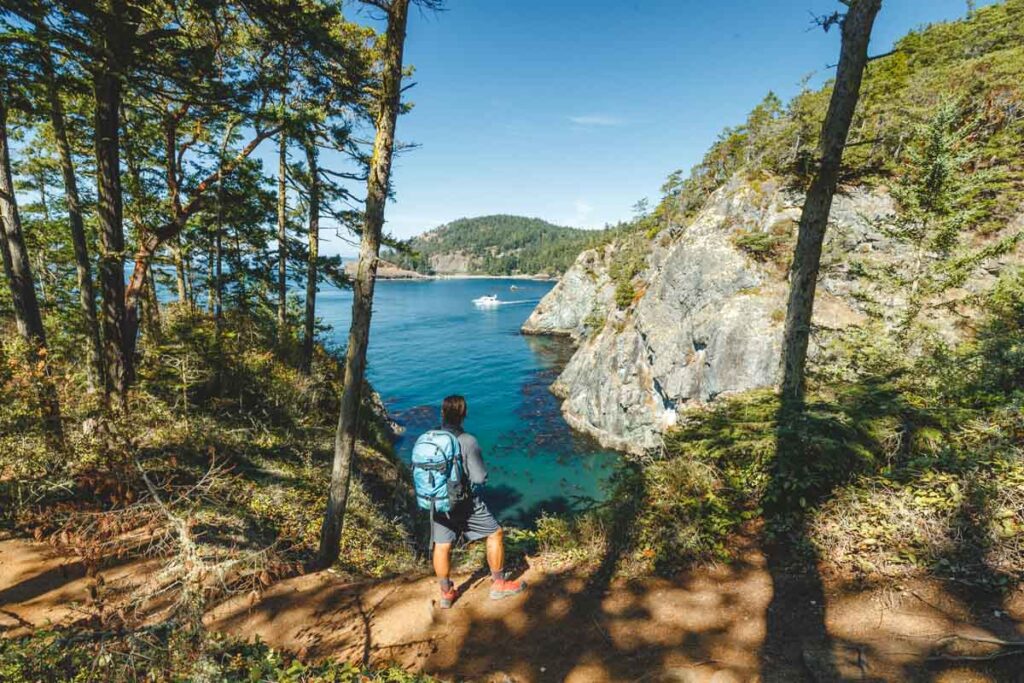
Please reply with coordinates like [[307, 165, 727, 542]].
[[583, 305, 607, 334], [614, 280, 636, 310], [733, 230, 781, 258]]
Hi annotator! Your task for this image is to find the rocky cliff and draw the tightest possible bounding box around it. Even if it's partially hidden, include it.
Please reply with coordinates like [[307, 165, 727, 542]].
[[521, 247, 617, 341], [525, 175, 1016, 454], [428, 251, 476, 275]]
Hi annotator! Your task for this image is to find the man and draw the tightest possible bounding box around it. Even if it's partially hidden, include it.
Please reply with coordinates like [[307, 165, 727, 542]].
[[432, 394, 526, 609]]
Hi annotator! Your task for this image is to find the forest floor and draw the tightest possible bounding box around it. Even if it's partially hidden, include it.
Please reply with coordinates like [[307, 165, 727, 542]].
[[3, 531, 1024, 682]]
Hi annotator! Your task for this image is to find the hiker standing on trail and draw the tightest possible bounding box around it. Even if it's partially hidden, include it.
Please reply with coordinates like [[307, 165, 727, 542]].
[[411, 395, 526, 609]]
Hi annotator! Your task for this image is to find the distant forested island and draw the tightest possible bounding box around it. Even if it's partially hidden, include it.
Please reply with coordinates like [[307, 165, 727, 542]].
[[382, 215, 614, 276]]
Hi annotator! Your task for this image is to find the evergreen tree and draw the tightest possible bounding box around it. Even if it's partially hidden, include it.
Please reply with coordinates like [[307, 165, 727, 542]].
[[780, 0, 883, 403]]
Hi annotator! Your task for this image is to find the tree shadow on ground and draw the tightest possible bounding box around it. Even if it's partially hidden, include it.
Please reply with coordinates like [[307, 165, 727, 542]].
[[761, 397, 841, 681], [427, 467, 665, 681], [759, 375, 947, 680]]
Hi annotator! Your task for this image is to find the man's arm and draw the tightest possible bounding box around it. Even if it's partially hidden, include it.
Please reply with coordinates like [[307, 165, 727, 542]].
[[460, 433, 487, 485]]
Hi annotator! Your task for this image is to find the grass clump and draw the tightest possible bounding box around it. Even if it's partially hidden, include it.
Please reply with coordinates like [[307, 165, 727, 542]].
[[0, 627, 439, 683]]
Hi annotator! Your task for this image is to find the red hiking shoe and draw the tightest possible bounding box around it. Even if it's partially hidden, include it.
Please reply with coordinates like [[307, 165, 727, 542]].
[[489, 577, 526, 601], [439, 586, 458, 609]]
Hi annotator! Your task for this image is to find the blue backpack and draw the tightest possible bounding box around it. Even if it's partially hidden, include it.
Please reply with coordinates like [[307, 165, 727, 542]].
[[411, 429, 467, 514]]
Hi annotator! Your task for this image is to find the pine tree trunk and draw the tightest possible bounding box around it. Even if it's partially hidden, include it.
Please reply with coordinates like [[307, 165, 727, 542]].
[[44, 51, 104, 392], [317, 0, 410, 569], [206, 245, 215, 315], [0, 90, 47, 346], [184, 248, 195, 311], [780, 0, 882, 402], [34, 170, 49, 307], [94, 66, 129, 408], [213, 122, 234, 326], [301, 138, 319, 374], [1, 84, 62, 438], [276, 131, 287, 340], [232, 226, 247, 313], [172, 238, 188, 304], [213, 230, 223, 320]]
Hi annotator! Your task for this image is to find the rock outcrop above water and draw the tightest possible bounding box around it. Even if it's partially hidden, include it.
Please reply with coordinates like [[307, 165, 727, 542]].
[[344, 259, 428, 280], [521, 247, 617, 341], [526, 175, 1007, 454]]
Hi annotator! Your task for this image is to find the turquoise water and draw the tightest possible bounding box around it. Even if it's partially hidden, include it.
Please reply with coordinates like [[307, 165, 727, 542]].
[[317, 278, 619, 524]]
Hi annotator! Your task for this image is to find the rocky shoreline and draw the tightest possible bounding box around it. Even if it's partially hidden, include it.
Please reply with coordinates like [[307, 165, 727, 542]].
[[343, 259, 559, 281]]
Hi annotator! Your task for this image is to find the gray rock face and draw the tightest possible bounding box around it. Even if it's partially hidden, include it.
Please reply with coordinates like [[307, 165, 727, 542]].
[[521, 246, 616, 341], [537, 176, 901, 454], [429, 252, 476, 274]]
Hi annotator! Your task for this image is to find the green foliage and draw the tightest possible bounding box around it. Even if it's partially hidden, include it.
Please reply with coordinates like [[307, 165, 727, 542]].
[[606, 233, 649, 310], [0, 308, 417, 578], [922, 269, 1024, 408], [583, 304, 607, 333], [732, 230, 786, 262], [614, 280, 635, 310], [644, 0, 1024, 243], [868, 100, 1008, 336], [0, 628, 438, 682], [383, 215, 611, 276]]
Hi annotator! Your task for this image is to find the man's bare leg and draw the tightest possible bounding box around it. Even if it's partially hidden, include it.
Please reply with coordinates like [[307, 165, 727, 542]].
[[485, 528, 504, 575], [433, 542, 457, 607], [433, 542, 452, 582], [486, 528, 526, 599]]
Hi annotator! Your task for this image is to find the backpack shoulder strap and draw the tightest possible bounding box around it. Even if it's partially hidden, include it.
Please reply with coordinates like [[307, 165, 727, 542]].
[[438, 427, 462, 455]]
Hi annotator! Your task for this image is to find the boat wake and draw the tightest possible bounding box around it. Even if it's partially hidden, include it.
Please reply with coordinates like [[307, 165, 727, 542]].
[[473, 297, 539, 308], [493, 299, 539, 306]]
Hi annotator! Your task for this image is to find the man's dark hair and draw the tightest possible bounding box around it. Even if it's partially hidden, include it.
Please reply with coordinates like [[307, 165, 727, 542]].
[[441, 395, 467, 427]]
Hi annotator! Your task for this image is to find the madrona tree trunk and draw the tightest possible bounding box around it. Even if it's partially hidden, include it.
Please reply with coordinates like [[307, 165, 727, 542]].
[[780, 0, 882, 402], [44, 49, 104, 392], [301, 138, 319, 374], [142, 267, 162, 341], [317, 0, 410, 569], [121, 126, 280, 358]]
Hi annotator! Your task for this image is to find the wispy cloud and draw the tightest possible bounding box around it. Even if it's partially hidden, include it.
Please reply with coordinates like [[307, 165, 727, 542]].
[[568, 114, 624, 127]]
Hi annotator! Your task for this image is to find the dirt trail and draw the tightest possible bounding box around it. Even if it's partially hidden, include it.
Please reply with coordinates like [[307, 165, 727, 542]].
[[2, 537, 1023, 681]]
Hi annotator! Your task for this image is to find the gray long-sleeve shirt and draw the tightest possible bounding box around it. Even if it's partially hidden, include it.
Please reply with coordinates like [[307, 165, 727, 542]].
[[443, 424, 487, 485]]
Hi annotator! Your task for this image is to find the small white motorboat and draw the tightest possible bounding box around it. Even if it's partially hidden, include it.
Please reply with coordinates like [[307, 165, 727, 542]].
[[473, 294, 500, 307]]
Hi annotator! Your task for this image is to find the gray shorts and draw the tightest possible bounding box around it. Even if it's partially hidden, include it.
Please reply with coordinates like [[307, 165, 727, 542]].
[[431, 496, 501, 544]]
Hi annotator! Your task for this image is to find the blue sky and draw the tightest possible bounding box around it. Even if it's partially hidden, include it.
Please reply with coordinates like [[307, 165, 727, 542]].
[[321, 0, 994, 256]]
